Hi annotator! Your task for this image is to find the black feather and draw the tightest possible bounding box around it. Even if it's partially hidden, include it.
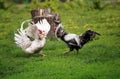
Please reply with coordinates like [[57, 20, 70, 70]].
[[55, 24, 100, 55]]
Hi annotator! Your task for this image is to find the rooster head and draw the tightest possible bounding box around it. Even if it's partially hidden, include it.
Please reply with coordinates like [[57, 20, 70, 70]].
[[37, 29, 46, 38], [38, 29, 45, 35], [35, 19, 51, 38], [54, 24, 67, 39]]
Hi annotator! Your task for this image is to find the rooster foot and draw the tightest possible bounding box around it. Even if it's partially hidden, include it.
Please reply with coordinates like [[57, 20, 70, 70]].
[[38, 51, 46, 57], [26, 54, 33, 57], [39, 53, 46, 57], [63, 51, 69, 55]]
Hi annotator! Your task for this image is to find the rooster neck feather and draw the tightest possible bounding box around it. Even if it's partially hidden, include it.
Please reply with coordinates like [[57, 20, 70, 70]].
[[61, 32, 68, 41]]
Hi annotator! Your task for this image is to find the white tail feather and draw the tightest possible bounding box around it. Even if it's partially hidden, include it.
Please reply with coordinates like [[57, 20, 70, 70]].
[[14, 19, 32, 49], [20, 19, 32, 31], [14, 29, 31, 50]]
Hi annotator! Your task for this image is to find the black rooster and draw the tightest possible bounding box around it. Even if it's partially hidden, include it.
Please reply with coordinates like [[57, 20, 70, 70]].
[[54, 24, 100, 55]]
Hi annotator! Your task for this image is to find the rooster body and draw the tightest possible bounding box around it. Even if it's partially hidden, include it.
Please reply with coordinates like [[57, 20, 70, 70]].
[[14, 19, 50, 56], [55, 24, 100, 54]]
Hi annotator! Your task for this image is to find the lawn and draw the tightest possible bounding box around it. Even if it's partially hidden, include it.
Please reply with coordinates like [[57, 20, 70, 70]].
[[0, 1, 120, 79]]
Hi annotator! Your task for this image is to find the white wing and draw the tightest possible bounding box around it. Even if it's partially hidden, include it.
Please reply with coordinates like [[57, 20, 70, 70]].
[[64, 34, 80, 46], [20, 19, 40, 39], [35, 19, 51, 36], [14, 19, 37, 51], [25, 25, 39, 39], [64, 34, 77, 41]]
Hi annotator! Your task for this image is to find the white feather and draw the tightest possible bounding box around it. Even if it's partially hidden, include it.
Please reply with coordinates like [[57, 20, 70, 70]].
[[14, 19, 50, 54], [54, 23, 63, 40], [35, 19, 50, 36], [14, 29, 31, 50], [64, 34, 80, 46], [20, 19, 32, 31], [64, 34, 77, 41]]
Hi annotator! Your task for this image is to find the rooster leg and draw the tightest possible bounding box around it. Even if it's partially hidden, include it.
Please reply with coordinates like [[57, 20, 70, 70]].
[[75, 48, 79, 55], [64, 51, 69, 55], [64, 47, 74, 55], [38, 51, 46, 57], [26, 53, 33, 57]]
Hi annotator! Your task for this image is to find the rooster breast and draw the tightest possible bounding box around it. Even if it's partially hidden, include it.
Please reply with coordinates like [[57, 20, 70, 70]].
[[25, 38, 46, 54]]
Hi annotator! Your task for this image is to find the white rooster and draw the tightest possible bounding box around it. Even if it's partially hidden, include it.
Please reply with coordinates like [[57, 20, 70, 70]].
[[14, 19, 50, 56]]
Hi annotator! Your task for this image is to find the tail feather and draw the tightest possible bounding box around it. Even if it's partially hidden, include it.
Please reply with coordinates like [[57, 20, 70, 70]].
[[15, 33, 21, 39], [14, 28, 31, 50], [20, 19, 32, 31]]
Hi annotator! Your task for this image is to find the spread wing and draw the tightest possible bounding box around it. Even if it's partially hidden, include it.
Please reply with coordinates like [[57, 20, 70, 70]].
[[14, 19, 39, 50]]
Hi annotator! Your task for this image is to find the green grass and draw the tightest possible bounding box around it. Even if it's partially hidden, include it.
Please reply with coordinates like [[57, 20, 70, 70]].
[[0, 1, 120, 79]]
